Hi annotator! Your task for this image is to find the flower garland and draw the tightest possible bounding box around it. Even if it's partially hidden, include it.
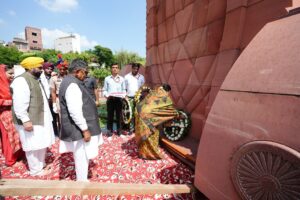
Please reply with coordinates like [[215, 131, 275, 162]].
[[163, 110, 191, 141], [122, 98, 132, 124], [134, 86, 151, 104], [122, 86, 152, 125]]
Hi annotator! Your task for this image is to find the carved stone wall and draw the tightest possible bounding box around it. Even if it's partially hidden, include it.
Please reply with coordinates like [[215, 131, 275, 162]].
[[194, 12, 300, 199], [146, 0, 300, 142]]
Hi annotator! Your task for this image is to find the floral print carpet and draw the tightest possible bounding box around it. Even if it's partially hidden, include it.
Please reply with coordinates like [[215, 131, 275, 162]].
[[0, 134, 194, 200]]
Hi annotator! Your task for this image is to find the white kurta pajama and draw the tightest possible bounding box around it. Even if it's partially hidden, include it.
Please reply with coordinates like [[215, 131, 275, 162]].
[[11, 77, 55, 176], [59, 83, 103, 181]]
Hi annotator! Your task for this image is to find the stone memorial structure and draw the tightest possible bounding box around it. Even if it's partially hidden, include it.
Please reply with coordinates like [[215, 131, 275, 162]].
[[146, 0, 300, 164], [146, 0, 300, 198]]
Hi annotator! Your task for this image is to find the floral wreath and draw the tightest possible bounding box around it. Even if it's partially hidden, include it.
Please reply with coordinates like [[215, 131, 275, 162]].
[[163, 110, 191, 141], [122, 98, 132, 124]]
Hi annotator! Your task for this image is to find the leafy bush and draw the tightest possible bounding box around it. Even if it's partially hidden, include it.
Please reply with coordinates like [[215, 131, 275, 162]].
[[91, 68, 111, 86], [0, 46, 22, 67], [98, 103, 107, 128], [114, 49, 145, 68]]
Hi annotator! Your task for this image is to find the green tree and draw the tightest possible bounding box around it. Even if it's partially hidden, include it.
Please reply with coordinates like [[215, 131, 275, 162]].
[[78, 51, 95, 63], [62, 51, 95, 64], [19, 52, 38, 60], [62, 52, 81, 63], [0, 46, 22, 67], [37, 49, 61, 63], [90, 67, 111, 86], [92, 45, 114, 67], [19, 49, 61, 64], [114, 49, 145, 68]]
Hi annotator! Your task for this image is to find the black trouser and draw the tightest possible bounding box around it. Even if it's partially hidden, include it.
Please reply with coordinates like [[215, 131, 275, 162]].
[[107, 96, 122, 131], [49, 99, 59, 136]]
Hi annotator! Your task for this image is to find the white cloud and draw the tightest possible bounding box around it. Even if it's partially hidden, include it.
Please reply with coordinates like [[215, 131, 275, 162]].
[[35, 0, 78, 13], [80, 35, 98, 50], [41, 28, 69, 48], [8, 10, 16, 16]]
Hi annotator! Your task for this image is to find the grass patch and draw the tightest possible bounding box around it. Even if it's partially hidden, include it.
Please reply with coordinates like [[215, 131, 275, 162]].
[[98, 103, 107, 128]]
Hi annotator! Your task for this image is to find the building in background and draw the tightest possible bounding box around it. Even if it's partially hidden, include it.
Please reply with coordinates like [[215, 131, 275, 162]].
[[25, 26, 43, 51], [54, 34, 81, 53], [10, 37, 29, 52]]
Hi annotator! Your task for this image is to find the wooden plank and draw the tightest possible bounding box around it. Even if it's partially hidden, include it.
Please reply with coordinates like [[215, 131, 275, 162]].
[[161, 138, 196, 163], [0, 179, 192, 196]]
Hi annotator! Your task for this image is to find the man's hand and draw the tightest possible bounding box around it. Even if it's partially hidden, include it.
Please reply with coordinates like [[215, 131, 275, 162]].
[[95, 100, 100, 107], [82, 130, 91, 142], [23, 121, 33, 132]]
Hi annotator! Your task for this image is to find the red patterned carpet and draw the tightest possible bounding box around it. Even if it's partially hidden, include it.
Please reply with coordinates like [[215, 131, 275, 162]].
[[0, 134, 194, 199]]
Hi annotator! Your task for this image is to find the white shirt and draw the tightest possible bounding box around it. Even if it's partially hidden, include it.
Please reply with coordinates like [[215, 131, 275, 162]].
[[13, 65, 25, 77], [11, 76, 55, 151], [65, 83, 88, 131], [40, 72, 50, 99], [102, 75, 126, 98], [125, 72, 145, 97]]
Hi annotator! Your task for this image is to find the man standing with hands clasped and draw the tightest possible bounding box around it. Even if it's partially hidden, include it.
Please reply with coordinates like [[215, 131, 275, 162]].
[[58, 59, 103, 181], [103, 63, 126, 137], [124, 63, 145, 134], [11, 57, 55, 176]]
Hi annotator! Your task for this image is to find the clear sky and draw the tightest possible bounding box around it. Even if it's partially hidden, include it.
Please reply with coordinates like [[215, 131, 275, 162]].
[[0, 0, 146, 57]]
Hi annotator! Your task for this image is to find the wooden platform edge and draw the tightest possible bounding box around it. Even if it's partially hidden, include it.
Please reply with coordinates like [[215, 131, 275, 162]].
[[0, 179, 193, 196], [160, 138, 196, 163]]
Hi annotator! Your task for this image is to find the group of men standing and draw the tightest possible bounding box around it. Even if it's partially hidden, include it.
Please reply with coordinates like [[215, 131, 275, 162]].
[[8, 57, 145, 181], [103, 62, 145, 136], [10, 57, 102, 181]]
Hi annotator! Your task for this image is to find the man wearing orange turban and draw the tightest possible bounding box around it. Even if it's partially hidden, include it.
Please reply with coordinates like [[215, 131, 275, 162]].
[[50, 60, 68, 115], [10, 57, 55, 176]]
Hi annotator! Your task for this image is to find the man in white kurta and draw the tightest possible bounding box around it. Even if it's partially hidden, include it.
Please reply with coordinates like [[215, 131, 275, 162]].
[[11, 57, 55, 176], [124, 63, 145, 133], [58, 58, 103, 181], [124, 63, 145, 98]]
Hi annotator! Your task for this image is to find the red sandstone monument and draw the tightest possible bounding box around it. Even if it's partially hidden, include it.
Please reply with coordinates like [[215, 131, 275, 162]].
[[1, 1, 299, 199], [146, 0, 300, 199]]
